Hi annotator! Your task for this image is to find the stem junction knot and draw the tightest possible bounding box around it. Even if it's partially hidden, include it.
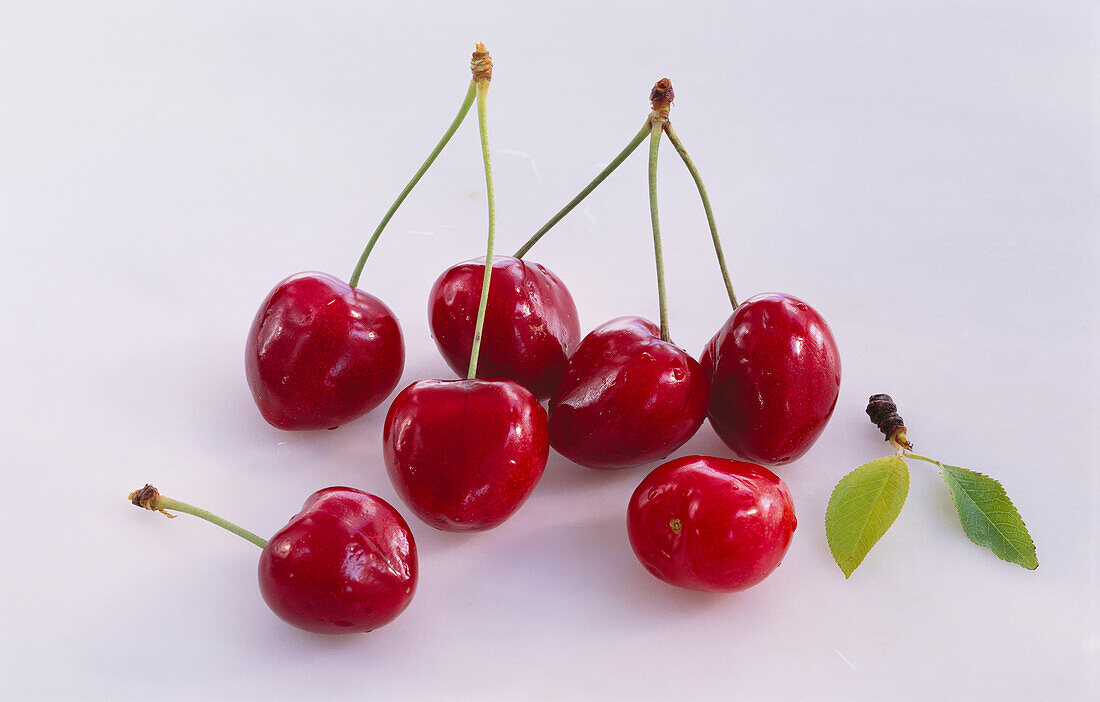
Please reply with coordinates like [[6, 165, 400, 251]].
[[650, 78, 674, 122], [471, 43, 493, 83]]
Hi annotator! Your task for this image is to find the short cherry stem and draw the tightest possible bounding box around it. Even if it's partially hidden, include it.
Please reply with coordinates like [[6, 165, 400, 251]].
[[513, 119, 651, 258], [128, 484, 267, 549], [647, 119, 670, 342], [662, 122, 738, 309], [348, 80, 478, 289], [467, 71, 496, 379]]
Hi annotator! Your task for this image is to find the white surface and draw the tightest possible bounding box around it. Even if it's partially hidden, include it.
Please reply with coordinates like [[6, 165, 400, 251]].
[[1, 2, 1096, 700]]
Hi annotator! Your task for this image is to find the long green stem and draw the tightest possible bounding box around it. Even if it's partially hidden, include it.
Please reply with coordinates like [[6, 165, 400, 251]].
[[663, 122, 738, 309], [348, 81, 478, 288], [513, 119, 651, 258], [467, 81, 496, 379], [128, 486, 267, 548], [647, 121, 670, 342]]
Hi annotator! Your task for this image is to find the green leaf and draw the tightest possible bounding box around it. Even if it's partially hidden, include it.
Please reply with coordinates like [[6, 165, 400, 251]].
[[826, 455, 910, 578], [939, 464, 1038, 570]]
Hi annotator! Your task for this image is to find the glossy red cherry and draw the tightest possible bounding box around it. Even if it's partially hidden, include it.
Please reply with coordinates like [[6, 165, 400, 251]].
[[257, 487, 417, 634], [428, 256, 580, 400], [628, 455, 796, 592], [701, 293, 840, 465], [548, 317, 709, 470], [383, 379, 549, 531], [245, 272, 404, 430]]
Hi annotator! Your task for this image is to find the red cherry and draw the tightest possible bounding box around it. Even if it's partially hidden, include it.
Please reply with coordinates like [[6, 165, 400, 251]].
[[258, 487, 417, 634], [428, 256, 580, 400], [628, 455, 796, 592], [701, 293, 841, 465], [245, 272, 404, 430], [548, 317, 709, 469], [383, 378, 549, 531]]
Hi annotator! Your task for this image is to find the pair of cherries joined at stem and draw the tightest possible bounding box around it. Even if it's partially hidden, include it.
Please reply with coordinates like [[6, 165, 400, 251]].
[[245, 46, 560, 534], [497, 80, 841, 471], [247, 47, 555, 533]]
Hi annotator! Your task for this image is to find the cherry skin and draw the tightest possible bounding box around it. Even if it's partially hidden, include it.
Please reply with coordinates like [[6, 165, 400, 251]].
[[701, 293, 840, 466], [628, 455, 797, 592], [428, 256, 580, 400], [245, 272, 404, 430], [548, 317, 709, 470], [258, 487, 417, 634], [383, 378, 549, 531]]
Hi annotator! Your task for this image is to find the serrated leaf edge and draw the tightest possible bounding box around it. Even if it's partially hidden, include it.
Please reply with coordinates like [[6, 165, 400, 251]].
[[825, 456, 911, 578], [940, 464, 1038, 570]]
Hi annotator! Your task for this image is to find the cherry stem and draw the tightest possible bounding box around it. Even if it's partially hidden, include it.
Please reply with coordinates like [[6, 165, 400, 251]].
[[904, 451, 943, 468], [128, 484, 267, 549], [647, 119, 670, 342], [348, 80, 478, 289], [662, 122, 738, 309], [466, 77, 496, 379], [513, 119, 651, 258]]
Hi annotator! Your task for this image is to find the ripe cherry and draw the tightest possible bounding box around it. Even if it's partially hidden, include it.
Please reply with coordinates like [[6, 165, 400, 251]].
[[245, 272, 404, 431], [548, 317, 708, 469], [383, 379, 549, 531], [429, 256, 580, 400], [259, 487, 417, 633], [544, 84, 710, 470], [384, 45, 548, 532], [627, 455, 796, 592], [128, 485, 417, 634], [701, 293, 841, 465]]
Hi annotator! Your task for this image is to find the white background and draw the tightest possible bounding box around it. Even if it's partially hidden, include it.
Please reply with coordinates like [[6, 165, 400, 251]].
[[1, 1, 1096, 700]]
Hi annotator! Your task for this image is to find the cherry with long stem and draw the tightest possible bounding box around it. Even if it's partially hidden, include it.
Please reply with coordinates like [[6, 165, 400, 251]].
[[385, 45, 551, 531], [349, 81, 478, 288], [426, 48, 581, 400], [129, 484, 419, 633], [545, 80, 710, 471]]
